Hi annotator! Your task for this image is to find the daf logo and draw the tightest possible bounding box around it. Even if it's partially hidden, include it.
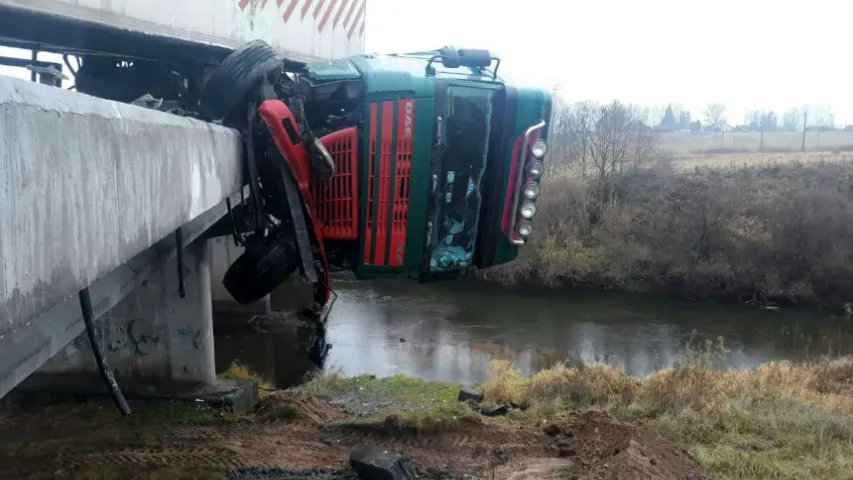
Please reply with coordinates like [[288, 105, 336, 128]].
[[404, 101, 413, 139]]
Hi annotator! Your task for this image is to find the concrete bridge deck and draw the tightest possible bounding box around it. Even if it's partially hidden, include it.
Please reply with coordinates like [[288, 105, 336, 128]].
[[0, 75, 245, 397]]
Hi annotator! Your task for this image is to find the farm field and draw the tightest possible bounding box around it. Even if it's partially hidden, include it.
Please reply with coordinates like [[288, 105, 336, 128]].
[[659, 131, 853, 155]]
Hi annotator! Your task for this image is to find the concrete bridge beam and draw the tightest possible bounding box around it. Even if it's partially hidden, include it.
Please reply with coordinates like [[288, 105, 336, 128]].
[[0, 74, 243, 398]]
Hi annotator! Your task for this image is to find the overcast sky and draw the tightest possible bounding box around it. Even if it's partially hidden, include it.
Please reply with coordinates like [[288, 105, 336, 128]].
[[364, 0, 853, 125], [1, 0, 849, 124]]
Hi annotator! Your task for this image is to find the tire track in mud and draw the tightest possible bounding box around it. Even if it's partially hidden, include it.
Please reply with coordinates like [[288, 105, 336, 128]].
[[61, 447, 255, 471], [316, 417, 554, 473], [50, 424, 350, 473]]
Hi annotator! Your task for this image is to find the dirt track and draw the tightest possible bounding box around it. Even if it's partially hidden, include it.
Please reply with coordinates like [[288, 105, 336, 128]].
[[0, 392, 709, 479]]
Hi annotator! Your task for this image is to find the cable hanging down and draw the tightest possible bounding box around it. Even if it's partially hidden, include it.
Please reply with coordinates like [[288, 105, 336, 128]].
[[78, 288, 131, 416]]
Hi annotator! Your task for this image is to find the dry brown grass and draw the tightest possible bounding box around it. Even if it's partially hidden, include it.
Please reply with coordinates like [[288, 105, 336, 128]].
[[484, 159, 853, 308], [673, 151, 853, 171], [218, 360, 277, 396], [484, 355, 853, 480]]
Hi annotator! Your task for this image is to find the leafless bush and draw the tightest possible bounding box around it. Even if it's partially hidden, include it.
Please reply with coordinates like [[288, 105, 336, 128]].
[[486, 158, 853, 307], [549, 99, 660, 178], [548, 99, 663, 222]]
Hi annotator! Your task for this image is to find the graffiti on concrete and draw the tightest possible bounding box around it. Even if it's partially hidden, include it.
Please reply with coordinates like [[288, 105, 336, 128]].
[[128, 319, 162, 356], [72, 316, 164, 357], [177, 327, 203, 350]]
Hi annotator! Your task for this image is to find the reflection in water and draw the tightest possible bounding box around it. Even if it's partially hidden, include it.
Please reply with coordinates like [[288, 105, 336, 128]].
[[215, 316, 321, 389], [216, 278, 853, 388]]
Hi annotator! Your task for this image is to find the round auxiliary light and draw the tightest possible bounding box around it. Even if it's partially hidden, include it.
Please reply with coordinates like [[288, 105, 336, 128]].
[[523, 182, 540, 200], [530, 140, 548, 158], [520, 202, 537, 219], [527, 160, 544, 177], [517, 222, 534, 237]]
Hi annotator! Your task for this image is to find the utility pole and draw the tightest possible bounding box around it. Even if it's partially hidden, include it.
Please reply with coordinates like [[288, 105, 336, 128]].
[[801, 110, 808, 152]]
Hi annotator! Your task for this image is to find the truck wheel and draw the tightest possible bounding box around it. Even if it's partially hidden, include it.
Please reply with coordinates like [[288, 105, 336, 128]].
[[222, 233, 299, 305], [200, 40, 282, 120]]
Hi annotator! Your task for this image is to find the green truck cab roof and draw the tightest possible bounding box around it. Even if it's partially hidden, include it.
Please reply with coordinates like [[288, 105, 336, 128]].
[[305, 50, 503, 97]]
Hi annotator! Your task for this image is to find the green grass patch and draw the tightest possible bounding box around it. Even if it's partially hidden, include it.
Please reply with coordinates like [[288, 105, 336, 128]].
[[303, 371, 474, 428], [120, 401, 225, 428], [302, 371, 459, 404]]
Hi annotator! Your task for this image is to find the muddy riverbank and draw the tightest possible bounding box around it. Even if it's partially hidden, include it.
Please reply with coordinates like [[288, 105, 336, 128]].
[[0, 373, 708, 479], [3, 354, 853, 480]]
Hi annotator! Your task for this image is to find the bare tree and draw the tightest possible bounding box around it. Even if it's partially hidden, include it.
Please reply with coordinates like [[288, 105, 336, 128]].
[[783, 107, 803, 132], [648, 104, 667, 127], [548, 96, 660, 184], [548, 98, 595, 177], [704, 103, 727, 148], [669, 103, 686, 121], [581, 101, 658, 214], [704, 103, 727, 133], [632, 105, 652, 127], [812, 106, 835, 128]]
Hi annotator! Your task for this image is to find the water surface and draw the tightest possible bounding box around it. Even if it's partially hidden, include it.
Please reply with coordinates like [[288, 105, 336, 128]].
[[215, 279, 853, 387]]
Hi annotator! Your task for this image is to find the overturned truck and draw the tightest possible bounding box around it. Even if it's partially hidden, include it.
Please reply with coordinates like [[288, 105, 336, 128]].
[[203, 41, 554, 311], [0, 0, 552, 314]]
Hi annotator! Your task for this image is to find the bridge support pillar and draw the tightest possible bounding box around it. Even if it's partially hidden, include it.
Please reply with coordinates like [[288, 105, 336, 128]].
[[37, 239, 216, 384]]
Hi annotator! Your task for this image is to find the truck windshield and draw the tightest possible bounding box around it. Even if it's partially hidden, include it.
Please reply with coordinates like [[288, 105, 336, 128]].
[[427, 85, 494, 273]]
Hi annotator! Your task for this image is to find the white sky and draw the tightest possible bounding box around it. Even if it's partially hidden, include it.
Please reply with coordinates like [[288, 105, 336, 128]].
[[364, 0, 853, 125], [1, 0, 849, 124]]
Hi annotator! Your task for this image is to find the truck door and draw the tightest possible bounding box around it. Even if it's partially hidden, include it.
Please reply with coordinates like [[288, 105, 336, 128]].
[[421, 84, 495, 277]]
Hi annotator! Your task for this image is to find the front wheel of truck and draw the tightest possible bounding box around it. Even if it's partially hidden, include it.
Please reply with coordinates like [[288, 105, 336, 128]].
[[199, 39, 282, 121], [222, 232, 300, 305]]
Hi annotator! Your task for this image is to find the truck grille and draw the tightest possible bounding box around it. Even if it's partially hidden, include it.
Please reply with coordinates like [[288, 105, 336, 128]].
[[311, 127, 359, 240], [363, 99, 414, 267]]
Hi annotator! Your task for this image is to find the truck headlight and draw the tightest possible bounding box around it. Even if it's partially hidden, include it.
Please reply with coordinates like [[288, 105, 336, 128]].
[[527, 160, 544, 177], [518, 222, 533, 237], [523, 182, 540, 200], [520, 202, 537, 219], [530, 140, 548, 158]]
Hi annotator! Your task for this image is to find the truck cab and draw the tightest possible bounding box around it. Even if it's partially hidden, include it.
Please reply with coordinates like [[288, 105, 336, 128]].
[[197, 43, 551, 306], [300, 48, 552, 283]]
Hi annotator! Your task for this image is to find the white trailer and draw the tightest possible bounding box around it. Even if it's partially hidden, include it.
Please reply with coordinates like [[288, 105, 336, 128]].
[[0, 0, 367, 108], [0, 0, 366, 63]]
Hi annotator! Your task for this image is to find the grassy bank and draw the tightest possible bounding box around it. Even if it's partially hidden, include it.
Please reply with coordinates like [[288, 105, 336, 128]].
[[304, 353, 853, 480], [482, 159, 853, 308]]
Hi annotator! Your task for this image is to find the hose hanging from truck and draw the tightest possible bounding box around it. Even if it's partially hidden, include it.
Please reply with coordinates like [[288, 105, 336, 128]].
[[78, 287, 131, 416]]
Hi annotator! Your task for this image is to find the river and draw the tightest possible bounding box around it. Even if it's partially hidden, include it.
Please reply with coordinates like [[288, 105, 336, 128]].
[[214, 278, 853, 388]]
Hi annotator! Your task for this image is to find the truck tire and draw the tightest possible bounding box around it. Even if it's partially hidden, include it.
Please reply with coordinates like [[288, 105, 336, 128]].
[[222, 233, 300, 305], [200, 40, 282, 120]]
